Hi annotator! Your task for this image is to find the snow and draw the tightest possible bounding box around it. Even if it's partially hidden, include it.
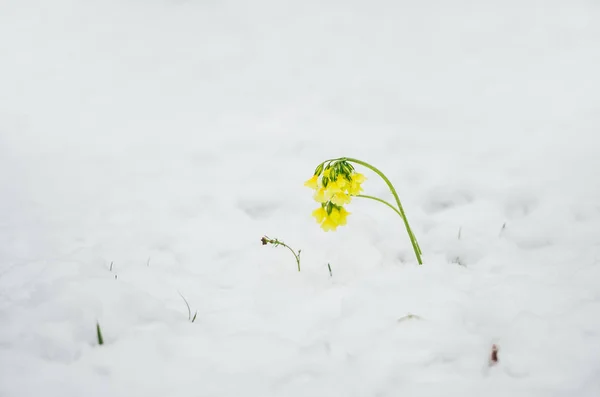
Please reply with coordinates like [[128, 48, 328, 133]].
[[1, 0, 600, 395]]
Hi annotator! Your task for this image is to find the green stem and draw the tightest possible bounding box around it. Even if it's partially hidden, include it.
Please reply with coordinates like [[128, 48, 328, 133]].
[[344, 157, 423, 265], [262, 236, 302, 272], [356, 195, 403, 218], [280, 243, 301, 272]]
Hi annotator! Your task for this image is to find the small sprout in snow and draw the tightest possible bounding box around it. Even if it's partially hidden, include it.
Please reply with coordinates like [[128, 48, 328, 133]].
[[452, 256, 466, 267], [261, 235, 301, 272], [397, 313, 422, 323], [499, 222, 507, 237], [327, 263, 332, 277], [96, 322, 104, 345], [178, 291, 198, 323]]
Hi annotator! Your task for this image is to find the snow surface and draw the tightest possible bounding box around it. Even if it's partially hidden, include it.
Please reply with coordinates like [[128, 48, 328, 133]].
[[1, 0, 600, 396]]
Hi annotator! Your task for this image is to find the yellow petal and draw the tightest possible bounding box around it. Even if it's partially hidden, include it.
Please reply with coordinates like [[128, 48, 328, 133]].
[[304, 175, 319, 189], [312, 207, 327, 223], [347, 182, 362, 196], [337, 206, 350, 226], [313, 187, 332, 203], [325, 179, 342, 194], [328, 207, 340, 223], [321, 216, 338, 232], [335, 177, 347, 190], [351, 173, 366, 183], [331, 192, 351, 206]]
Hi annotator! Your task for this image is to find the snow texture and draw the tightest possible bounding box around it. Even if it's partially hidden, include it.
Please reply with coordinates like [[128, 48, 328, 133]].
[[1, 0, 600, 396]]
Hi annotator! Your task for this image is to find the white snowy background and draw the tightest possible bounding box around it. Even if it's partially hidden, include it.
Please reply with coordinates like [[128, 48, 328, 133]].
[[1, 0, 600, 396]]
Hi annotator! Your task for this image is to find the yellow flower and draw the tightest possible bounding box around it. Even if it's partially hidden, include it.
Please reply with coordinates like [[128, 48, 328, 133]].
[[352, 173, 366, 183], [328, 207, 340, 222], [347, 172, 366, 195], [330, 192, 351, 206], [304, 175, 319, 189], [312, 207, 327, 223], [306, 163, 358, 232], [321, 216, 338, 231], [334, 177, 347, 190], [313, 187, 333, 203], [329, 207, 350, 226], [337, 206, 350, 226], [325, 179, 343, 195], [312, 205, 351, 232]]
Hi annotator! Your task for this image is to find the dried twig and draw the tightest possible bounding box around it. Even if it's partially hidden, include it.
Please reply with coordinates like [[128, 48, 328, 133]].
[[489, 344, 499, 366]]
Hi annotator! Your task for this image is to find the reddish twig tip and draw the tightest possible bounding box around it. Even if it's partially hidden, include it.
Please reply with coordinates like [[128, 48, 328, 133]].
[[489, 344, 499, 366]]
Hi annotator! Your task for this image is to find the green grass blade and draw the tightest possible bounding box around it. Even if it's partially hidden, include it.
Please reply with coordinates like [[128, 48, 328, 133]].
[[96, 322, 104, 345]]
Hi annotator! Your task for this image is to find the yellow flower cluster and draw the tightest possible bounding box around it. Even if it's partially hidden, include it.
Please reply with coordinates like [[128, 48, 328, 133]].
[[304, 161, 366, 231]]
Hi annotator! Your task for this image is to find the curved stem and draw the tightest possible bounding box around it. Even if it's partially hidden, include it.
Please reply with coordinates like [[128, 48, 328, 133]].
[[280, 243, 301, 272], [345, 158, 423, 264], [262, 236, 301, 271], [356, 195, 403, 218]]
